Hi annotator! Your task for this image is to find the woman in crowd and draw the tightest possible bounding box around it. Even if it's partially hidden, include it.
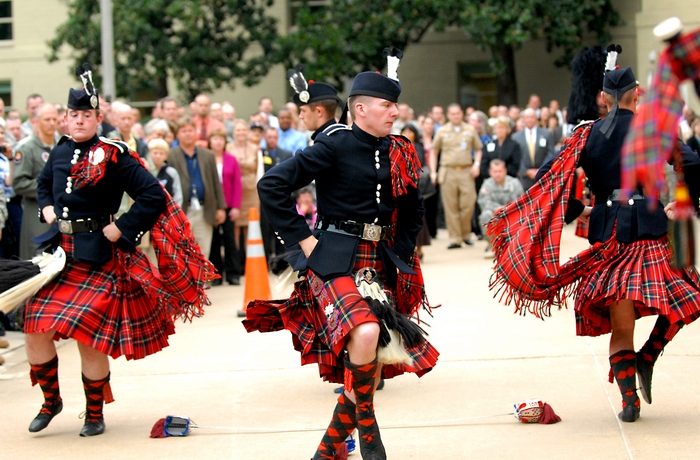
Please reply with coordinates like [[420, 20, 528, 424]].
[[480, 116, 522, 180], [209, 128, 242, 285], [226, 119, 260, 281]]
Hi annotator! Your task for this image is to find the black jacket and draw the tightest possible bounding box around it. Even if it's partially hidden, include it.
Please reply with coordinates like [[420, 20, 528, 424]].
[[35, 135, 166, 265], [481, 137, 522, 178], [539, 110, 700, 244], [257, 123, 423, 285]]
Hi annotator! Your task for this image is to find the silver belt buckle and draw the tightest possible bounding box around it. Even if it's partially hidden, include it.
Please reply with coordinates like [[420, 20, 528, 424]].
[[362, 223, 382, 242], [58, 219, 73, 234]]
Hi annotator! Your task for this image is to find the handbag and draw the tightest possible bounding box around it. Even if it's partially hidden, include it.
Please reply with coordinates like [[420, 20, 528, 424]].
[[418, 166, 436, 199]]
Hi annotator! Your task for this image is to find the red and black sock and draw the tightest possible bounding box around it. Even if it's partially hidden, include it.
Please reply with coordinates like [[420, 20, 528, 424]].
[[30, 355, 61, 414], [609, 350, 639, 411], [82, 373, 115, 422], [638, 315, 681, 367], [313, 392, 356, 460], [345, 357, 385, 459]]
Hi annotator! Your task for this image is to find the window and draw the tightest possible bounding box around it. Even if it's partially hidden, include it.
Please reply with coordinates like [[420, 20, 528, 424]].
[[0, 81, 11, 107], [0, 1, 11, 41], [458, 62, 497, 111]]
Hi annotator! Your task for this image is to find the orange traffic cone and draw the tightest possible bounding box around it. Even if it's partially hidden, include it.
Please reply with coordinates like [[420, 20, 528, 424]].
[[237, 207, 271, 317]]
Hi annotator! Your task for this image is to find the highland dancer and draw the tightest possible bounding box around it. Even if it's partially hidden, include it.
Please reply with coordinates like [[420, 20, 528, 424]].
[[23, 65, 215, 436], [488, 52, 700, 422], [243, 51, 438, 459]]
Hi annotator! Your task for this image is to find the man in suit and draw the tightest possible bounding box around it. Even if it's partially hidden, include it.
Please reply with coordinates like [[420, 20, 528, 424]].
[[168, 117, 226, 256], [106, 102, 148, 157], [192, 94, 225, 149], [513, 108, 554, 190]]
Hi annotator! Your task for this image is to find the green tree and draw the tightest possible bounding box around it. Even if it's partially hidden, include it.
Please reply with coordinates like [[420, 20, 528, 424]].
[[48, 0, 279, 101], [281, 0, 621, 104], [277, 0, 454, 91], [457, 0, 622, 105]]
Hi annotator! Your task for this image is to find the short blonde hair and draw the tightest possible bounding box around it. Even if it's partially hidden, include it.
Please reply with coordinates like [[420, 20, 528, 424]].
[[147, 138, 170, 153]]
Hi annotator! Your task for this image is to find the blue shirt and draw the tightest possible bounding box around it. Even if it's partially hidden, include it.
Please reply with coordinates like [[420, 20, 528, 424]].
[[278, 128, 308, 153], [0, 155, 13, 198], [184, 149, 206, 203]]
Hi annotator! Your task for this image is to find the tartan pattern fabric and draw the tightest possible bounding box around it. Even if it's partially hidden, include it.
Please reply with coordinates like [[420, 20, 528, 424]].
[[313, 393, 357, 460], [69, 140, 125, 190], [82, 373, 114, 423], [573, 236, 700, 337], [388, 135, 421, 198], [345, 357, 385, 458], [610, 350, 639, 411], [30, 355, 61, 414], [243, 241, 439, 384], [24, 234, 176, 360], [23, 141, 215, 360], [621, 28, 700, 201], [137, 193, 218, 321], [486, 123, 593, 317]]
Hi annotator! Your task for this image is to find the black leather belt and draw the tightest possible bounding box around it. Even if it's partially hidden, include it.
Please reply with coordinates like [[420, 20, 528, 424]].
[[58, 216, 113, 234], [315, 218, 392, 242], [607, 189, 644, 206]]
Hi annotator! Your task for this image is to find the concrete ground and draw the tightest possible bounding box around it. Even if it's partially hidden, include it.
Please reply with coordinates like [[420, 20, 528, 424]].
[[2, 226, 700, 459]]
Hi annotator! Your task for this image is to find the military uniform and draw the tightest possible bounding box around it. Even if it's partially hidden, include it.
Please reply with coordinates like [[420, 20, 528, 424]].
[[22, 69, 216, 438], [11, 134, 56, 259], [489, 66, 700, 424], [433, 121, 482, 246], [477, 175, 523, 229], [245, 60, 438, 460]]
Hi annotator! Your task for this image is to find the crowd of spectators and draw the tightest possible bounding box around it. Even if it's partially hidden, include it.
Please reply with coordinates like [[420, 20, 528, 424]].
[[1, 87, 695, 338]]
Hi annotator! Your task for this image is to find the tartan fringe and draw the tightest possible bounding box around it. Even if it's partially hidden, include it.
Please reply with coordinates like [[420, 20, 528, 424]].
[[488, 268, 576, 320]]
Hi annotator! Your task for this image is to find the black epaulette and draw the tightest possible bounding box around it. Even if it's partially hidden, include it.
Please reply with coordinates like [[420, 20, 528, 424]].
[[322, 123, 351, 136], [57, 134, 72, 145], [99, 136, 127, 154]]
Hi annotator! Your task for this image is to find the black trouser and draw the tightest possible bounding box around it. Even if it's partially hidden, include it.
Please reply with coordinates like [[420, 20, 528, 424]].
[[471, 176, 484, 237], [209, 210, 241, 280]]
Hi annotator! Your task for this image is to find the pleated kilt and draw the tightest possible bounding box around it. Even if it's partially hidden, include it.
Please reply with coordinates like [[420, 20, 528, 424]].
[[23, 234, 176, 360], [573, 235, 700, 337], [243, 241, 439, 384]]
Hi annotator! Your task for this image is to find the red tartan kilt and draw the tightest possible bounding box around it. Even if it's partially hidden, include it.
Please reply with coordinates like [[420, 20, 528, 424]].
[[243, 241, 439, 384], [23, 235, 175, 360], [575, 236, 700, 337]]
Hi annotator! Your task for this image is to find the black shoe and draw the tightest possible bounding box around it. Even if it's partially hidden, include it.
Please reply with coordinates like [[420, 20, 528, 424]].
[[618, 405, 640, 422], [476, 234, 485, 241], [463, 239, 474, 246], [80, 417, 105, 437], [227, 276, 240, 285], [376, 379, 385, 390], [28, 400, 63, 432], [447, 243, 461, 249], [211, 278, 223, 286], [636, 354, 653, 404]]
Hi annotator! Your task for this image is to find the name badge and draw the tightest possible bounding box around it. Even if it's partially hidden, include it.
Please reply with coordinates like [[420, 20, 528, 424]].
[[539, 137, 547, 147], [460, 141, 467, 151], [487, 143, 495, 152]]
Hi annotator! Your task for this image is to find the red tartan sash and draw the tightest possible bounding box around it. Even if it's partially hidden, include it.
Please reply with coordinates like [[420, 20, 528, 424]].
[[388, 135, 433, 319], [71, 140, 217, 321], [486, 123, 594, 317], [622, 28, 700, 202]]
